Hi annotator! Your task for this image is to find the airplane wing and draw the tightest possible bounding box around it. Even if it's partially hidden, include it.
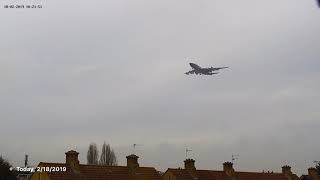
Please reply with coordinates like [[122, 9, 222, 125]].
[[205, 72, 218, 75], [185, 70, 196, 75], [211, 67, 228, 71]]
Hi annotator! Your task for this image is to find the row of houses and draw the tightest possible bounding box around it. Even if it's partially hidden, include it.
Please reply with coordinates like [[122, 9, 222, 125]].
[[30, 150, 319, 180]]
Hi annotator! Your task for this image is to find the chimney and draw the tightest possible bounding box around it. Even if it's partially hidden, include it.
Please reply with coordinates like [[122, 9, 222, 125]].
[[308, 168, 319, 180], [184, 159, 197, 178], [282, 165, 292, 179], [65, 150, 80, 171], [126, 154, 139, 169], [184, 159, 196, 171], [223, 162, 235, 177]]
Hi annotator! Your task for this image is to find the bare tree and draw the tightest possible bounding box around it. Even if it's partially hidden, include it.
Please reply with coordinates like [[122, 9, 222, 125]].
[[87, 143, 99, 165], [99, 142, 117, 166]]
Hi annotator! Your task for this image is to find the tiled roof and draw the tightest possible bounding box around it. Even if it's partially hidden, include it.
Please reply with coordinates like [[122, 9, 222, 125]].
[[167, 169, 218, 180], [168, 169, 194, 179], [236, 171, 288, 180], [300, 175, 317, 180], [165, 169, 300, 180], [35, 162, 161, 180]]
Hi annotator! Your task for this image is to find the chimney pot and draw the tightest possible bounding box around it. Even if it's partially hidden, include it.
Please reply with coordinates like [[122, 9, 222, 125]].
[[282, 165, 294, 179], [126, 154, 139, 169], [223, 162, 235, 178], [184, 159, 196, 170], [282, 165, 291, 173], [223, 162, 233, 170]]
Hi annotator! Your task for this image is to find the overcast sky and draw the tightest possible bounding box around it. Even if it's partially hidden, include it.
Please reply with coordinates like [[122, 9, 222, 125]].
[[0, 0, 320, 176]]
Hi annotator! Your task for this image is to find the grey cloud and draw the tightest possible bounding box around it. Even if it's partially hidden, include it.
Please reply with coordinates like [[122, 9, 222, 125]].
[[0, 0, 319, 176]]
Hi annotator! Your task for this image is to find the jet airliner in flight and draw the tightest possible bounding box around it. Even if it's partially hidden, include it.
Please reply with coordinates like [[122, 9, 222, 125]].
[[185, 63, 228, 75]]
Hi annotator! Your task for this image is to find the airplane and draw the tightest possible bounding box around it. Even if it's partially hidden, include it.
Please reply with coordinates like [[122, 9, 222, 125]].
[[185, 63, 228, 75]]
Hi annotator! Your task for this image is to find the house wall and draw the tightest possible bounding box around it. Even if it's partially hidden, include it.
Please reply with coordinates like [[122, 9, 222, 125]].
[[162, 171, 177, 180], [29, 171, 50, 180]]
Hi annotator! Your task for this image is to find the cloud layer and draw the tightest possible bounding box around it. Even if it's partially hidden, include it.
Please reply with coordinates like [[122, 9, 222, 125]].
[[1, 0, 319, 175]]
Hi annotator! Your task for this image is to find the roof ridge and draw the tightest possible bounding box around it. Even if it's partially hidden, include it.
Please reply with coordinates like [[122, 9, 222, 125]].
[[236, 171, 282, 174], [39, 162, 157, 170], [79, 164, 128, 168], [79, 164, 156, 169], [39, 162, 67, 165]]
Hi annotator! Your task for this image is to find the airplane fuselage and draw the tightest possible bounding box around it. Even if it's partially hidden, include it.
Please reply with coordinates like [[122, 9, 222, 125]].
[[189, 63, 214, 74], [185, 62, 228, 75]]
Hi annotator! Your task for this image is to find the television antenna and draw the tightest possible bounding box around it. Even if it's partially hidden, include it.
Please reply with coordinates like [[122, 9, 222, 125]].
[[24, 154, 29, 167], [132, 144, 143, 154], [186, 149, 192, 158], [232, 154, 239, 164]]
